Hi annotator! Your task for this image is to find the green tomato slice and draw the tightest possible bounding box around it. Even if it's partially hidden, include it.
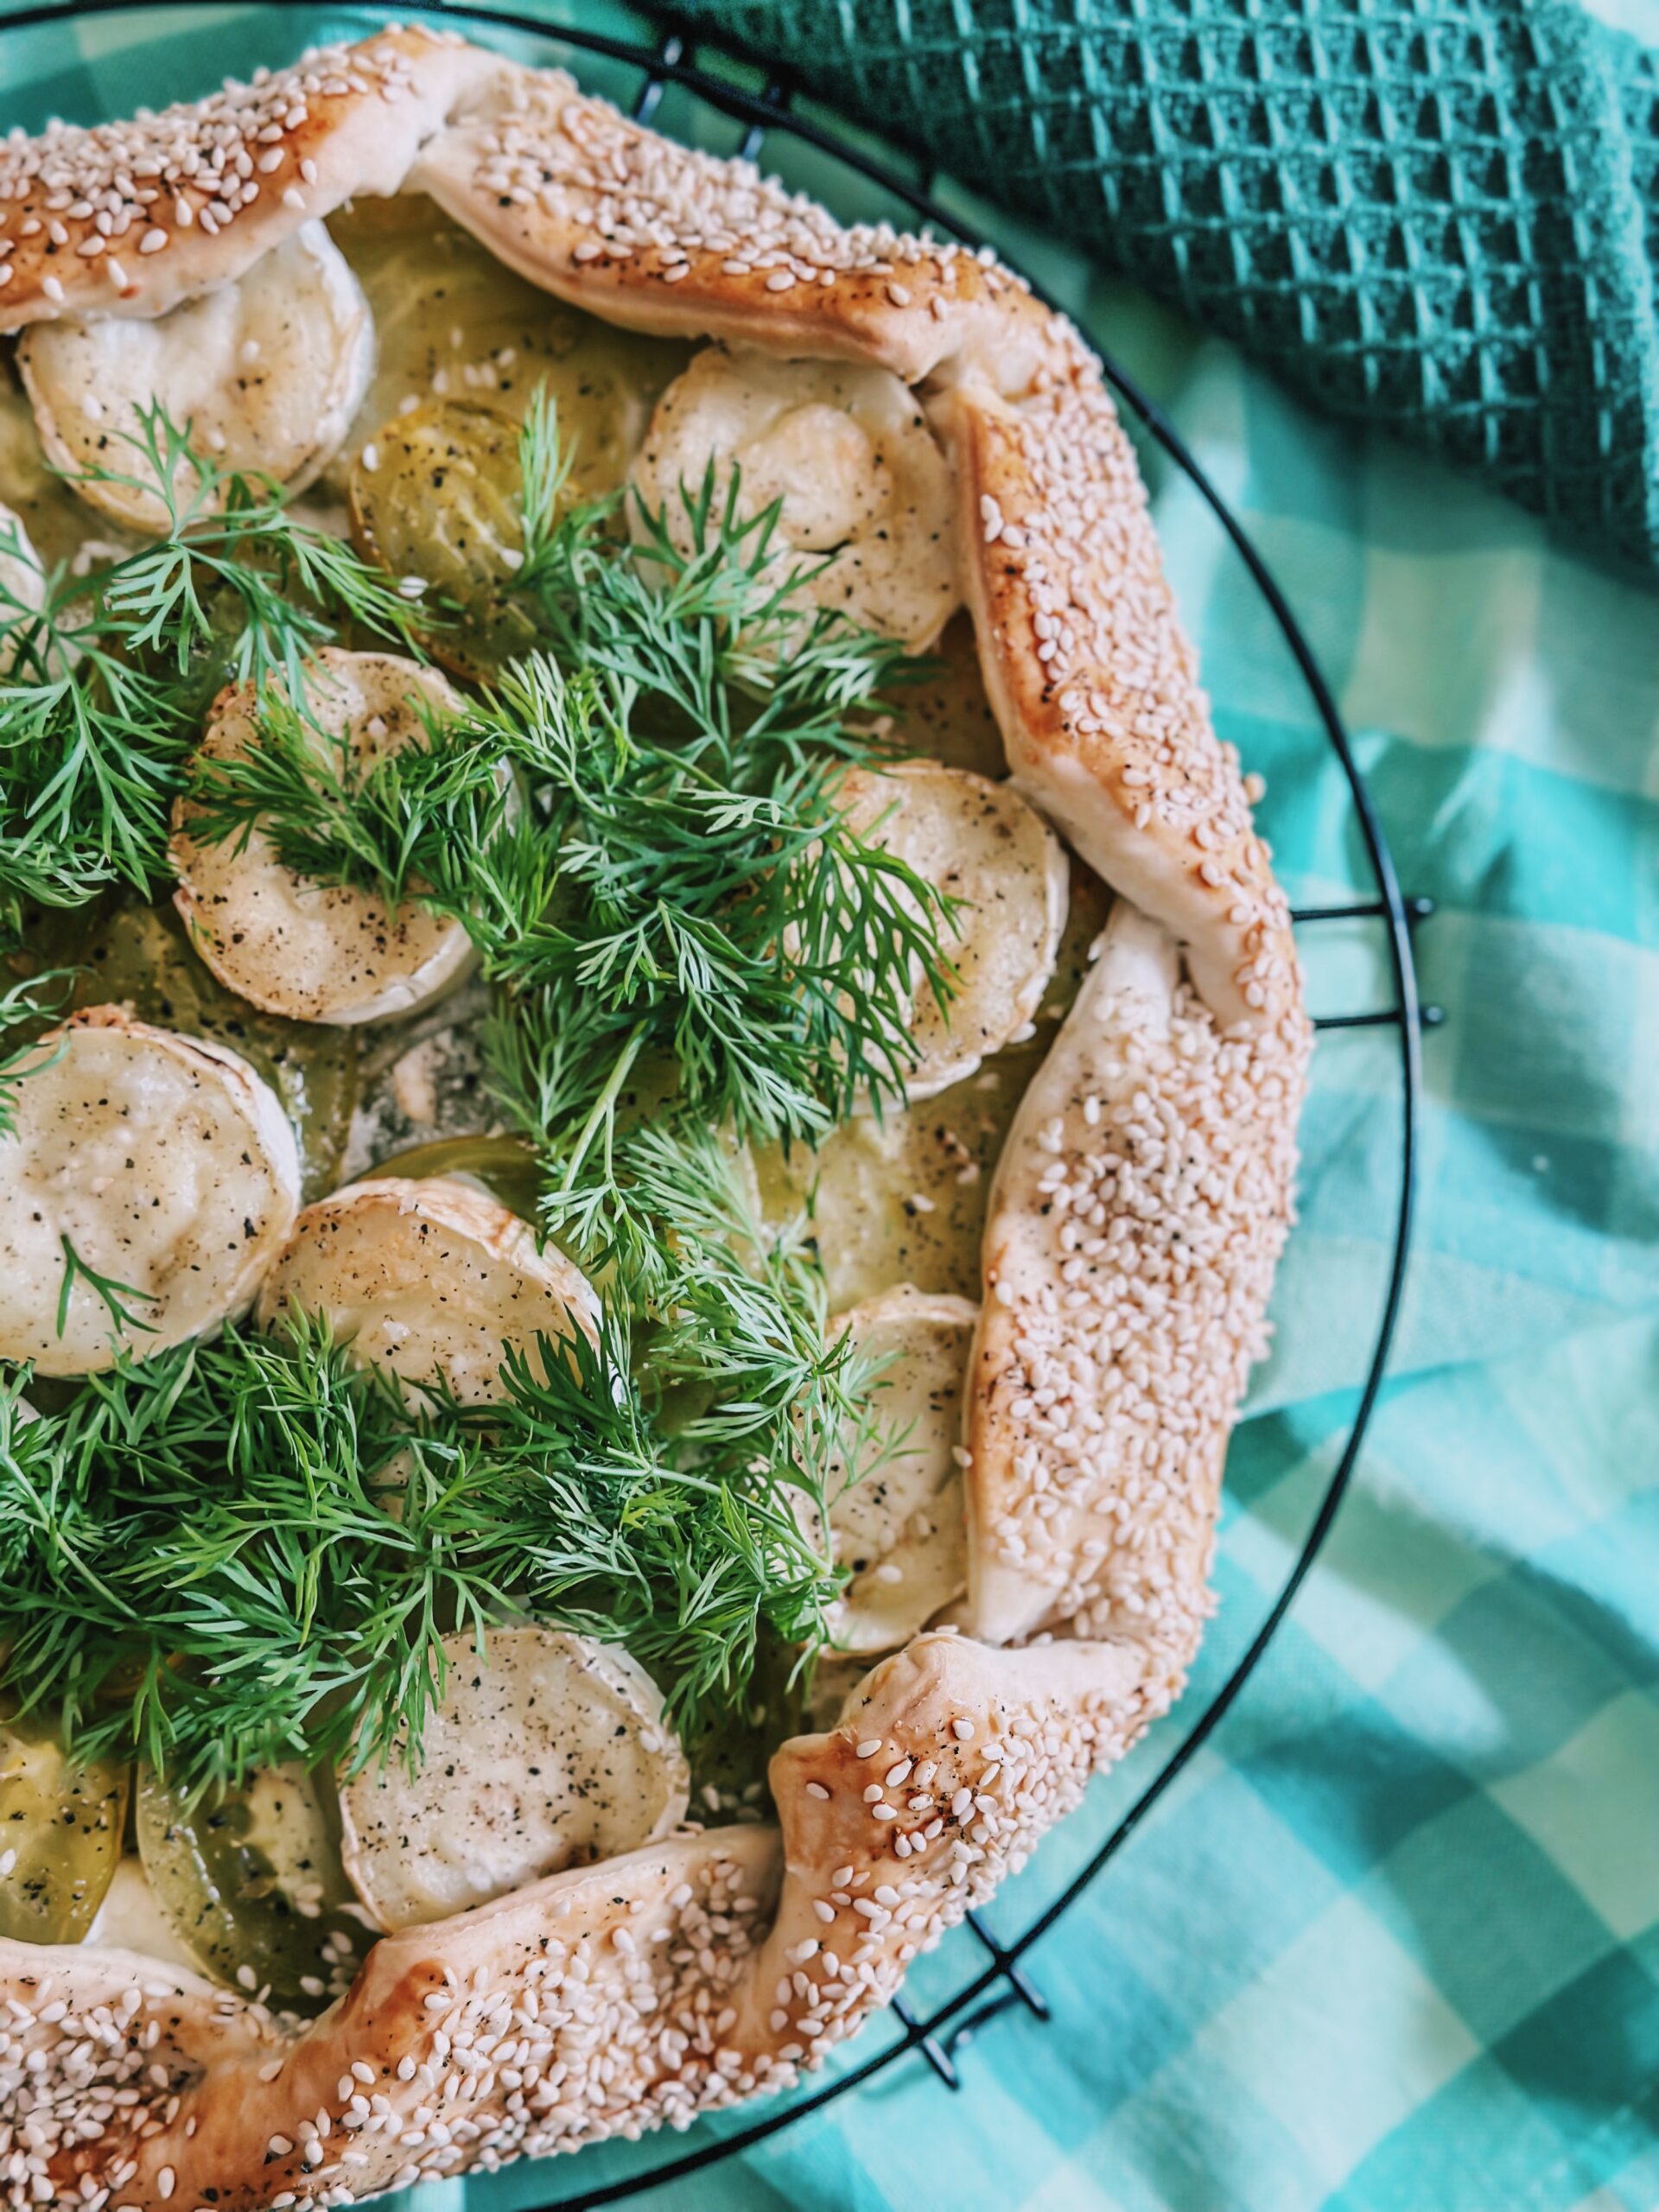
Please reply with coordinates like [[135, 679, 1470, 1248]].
[[135, 1763, 366, 2011], [368, 1133, 543, 1224], [0, 1707, 130, 1944], [327, 192, 683, 487], [349, 400, 543, 681]]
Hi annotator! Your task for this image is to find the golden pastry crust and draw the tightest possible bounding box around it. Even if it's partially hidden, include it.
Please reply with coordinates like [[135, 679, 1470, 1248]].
[[0, 28, 493, 332], [937, 365, 1300, 1031], [0, 26, 1311, 2206], [966, 904, 1308, 1657], [410, 62, 1046, 386], [1, 1636, 1147, 2208], [0, 1832, 782, 2208]]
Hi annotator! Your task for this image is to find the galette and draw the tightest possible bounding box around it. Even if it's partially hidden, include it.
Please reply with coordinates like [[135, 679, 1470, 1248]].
[[0, 25, 1306, 2209]]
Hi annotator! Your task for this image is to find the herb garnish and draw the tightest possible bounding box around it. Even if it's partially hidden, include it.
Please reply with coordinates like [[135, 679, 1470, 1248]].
[[55, 1233, 160, 1342], [185, 394, 957, 1173], [1, 391, 937, 1789], [0, 968, 73, 1139], [0, 1162, 875, 1801], [0, 404, 423, 944]]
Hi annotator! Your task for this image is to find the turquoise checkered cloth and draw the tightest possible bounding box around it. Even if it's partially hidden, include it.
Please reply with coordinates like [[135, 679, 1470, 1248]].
[[3, 5, 1656, 2207]]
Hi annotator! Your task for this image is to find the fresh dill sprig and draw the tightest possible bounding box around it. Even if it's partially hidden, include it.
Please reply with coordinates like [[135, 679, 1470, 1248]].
[[516, 396, 917, 751], [55, 1233, 160, 1342], [0, 404, 426, 939], [3, 395, 929, 1789], [0, 1282, 849, 1797], [185, 402, 957, 1161], [0, 968, 73, 1140]]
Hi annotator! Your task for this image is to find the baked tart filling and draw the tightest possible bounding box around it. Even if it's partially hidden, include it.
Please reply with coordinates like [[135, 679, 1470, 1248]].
[[0, 29, 1306, 2207]]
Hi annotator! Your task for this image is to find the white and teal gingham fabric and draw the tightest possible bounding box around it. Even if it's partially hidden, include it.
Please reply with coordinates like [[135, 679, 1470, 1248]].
[[3, 4, 1657, 2207]]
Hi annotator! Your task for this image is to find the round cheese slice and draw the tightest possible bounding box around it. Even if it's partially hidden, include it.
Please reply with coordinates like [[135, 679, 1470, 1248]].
[[633, 346, 959, 650], [841, 759, 1068, 1099], [255, 1174, 598, 1405], [823, 1285, 975, 1655], [171, 648, 475, 1027], [339, 1625, 690, 1929], [17, 222, 374, 532], [0, 1006, 302, 1375]]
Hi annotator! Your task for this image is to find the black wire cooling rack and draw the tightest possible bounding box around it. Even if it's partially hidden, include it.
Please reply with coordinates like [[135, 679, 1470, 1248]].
[[0, 1, 1440, 2197]]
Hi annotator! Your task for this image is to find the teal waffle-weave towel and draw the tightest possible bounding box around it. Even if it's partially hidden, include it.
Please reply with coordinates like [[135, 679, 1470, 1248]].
[[674, 0, 1659, 573]]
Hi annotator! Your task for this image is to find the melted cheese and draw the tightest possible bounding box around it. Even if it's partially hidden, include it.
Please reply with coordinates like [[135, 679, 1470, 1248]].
[[339, 1626, 690, 1929], [634, 347, 958, 650], [171, 648, 475, 1027], [19, 223, 374, 531], [0, 1007, 301, 1375]]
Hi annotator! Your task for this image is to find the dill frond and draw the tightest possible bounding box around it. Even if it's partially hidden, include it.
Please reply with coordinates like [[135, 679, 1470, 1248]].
[[0, 404, 424, 938]]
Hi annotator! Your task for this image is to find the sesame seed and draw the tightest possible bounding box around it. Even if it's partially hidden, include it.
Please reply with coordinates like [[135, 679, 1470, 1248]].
[[855, 1738, 883, 1759]]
